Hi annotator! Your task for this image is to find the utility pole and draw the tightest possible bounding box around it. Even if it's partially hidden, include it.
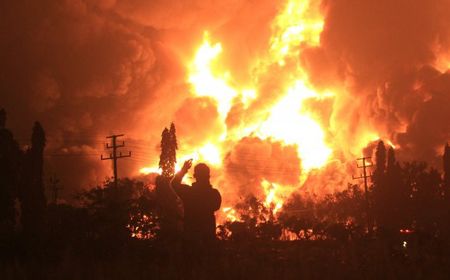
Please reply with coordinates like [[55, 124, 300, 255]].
[[49, 175, 63, 205], [353, 157, 373, 235], [101, 134, 131, 188]]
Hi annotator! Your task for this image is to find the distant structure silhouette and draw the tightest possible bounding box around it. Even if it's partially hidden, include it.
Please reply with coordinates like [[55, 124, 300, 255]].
[[172, 160, 221, 241]]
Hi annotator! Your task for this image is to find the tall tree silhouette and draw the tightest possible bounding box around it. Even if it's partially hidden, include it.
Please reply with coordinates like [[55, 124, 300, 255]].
[[20, 122, 47, 236], [372, 141, 387, 232], [169, 122, 178, 158], [385, 147, 407, 231], [374, 141, 386, 177], [444, 143, 450, 200], [404, 161, 441, 234], [372, 141, 387, 195], [441, 143, 450, 235], [0, 109, 20, 237], [159, 123, 177, 178]]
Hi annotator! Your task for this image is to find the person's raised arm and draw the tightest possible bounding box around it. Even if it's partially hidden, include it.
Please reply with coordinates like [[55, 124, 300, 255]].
[[170, 159, 192, 191]]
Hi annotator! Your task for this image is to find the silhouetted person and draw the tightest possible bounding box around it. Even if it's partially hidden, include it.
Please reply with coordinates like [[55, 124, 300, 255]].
[[171, 160, 221, 241], [171, 160, 221, 278]]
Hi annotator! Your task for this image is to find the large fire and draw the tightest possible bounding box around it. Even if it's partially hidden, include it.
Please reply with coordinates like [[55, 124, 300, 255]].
[[139, 0, 383, 219]]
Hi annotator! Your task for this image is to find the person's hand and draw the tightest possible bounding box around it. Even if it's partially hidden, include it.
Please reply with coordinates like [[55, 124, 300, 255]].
[[181, 159, 193, 172]]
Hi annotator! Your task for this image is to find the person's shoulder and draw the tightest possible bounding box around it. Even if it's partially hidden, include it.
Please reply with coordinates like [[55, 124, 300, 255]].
[[177, 184, 191, 193], [210, 187, 221, 196]]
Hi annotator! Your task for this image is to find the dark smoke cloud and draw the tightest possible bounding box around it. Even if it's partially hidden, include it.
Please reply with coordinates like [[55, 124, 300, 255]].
[[0, 0, 177, 194], [302, 0, 450, 166], [397, 69, 450, 163], [0, 0, 279, 197]]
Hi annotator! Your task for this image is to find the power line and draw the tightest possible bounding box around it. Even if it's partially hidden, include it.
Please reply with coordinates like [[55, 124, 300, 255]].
[[45, 154, 99, 157]]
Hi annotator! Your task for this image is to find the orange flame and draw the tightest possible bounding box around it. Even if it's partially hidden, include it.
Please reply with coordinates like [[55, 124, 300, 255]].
[[140, 0, 385, 221]]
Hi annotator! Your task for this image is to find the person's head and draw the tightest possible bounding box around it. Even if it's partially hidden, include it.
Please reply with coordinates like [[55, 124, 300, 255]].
[[193, 163, 210, 183]]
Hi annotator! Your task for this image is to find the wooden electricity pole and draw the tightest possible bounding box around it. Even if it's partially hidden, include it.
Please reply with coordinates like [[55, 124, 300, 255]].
[[101, 134, 131, 188], [353, 157, 373, 235]]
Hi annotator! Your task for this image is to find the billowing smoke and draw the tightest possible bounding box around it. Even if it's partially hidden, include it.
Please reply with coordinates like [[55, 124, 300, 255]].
[[0, 0, 189, 194], [309, 0, 450, 163], [1, 0, 449, 203], [223, 137, 301, 199]]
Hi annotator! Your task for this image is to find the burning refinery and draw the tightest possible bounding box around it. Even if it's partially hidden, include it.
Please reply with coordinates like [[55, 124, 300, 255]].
[[2, 0, 450, 277], [137, 0, 396, 220], [1, 0, 445, 205], [1, 0, 447, 225]]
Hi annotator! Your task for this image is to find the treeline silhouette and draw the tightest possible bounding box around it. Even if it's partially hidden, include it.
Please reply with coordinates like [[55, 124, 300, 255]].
[[1, 108, 450, 279], [1, 109, 46, 243], [219, 141, 450, 242]]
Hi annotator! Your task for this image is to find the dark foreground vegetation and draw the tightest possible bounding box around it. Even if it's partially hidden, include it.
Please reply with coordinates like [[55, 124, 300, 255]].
[[2, 154, 450, 280], [2, 110, 450, 279]]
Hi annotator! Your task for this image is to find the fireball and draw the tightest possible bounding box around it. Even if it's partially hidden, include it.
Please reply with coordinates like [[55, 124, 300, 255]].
[[140, 0, 382, 220]]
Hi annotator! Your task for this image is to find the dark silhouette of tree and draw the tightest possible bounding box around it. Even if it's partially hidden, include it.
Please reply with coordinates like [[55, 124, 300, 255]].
[[77, 178, 159, 249], [154, 175, 183, 241], [403, 161, 441, 235], [441, 143, 450, 236], [0, 109, 20, 237], [444, 143, 450, 199], [317, 184, 366, 240], [372, 141, 387, 232], [159, 123, 177, 178], [222, 195, 281, 241], [279, 194, 317, 240], [384, 147, 408, 231], [20, 122, 47, 236], [169, 122, 178, 154], [372, 141, 386, 192], [386, 146, 395, 169], [374, 141, 387, 176]]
